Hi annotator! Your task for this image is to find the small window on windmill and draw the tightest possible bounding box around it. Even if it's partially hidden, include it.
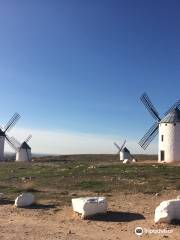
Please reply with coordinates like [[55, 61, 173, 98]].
[[165, 123, 167, 126], [161, 135, 164, 142], [174, 123, 176, 126]]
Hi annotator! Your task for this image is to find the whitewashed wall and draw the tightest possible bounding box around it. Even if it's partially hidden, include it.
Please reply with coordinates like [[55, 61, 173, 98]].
[[159, 122, 180, 163], [16, 148, 31, 162], [0, 136, 5, 161], [120, 151, 131, 161]]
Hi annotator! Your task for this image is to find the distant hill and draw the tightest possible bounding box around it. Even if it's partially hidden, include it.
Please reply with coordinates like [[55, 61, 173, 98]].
[[3, 153, 157, 162], [32, 154, 158, 163]]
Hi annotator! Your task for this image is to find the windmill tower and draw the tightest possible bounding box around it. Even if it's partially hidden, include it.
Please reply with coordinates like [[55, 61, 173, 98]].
[[114, 140, 132, 161], [10, 135, 32, 162], [0, 113, 21, 161], [139, 92, 180, 163]]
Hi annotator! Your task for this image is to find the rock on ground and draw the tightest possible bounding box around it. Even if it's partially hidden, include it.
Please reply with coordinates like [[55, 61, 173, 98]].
[[15, 193, 35, 207], [154, 198, 180, 223], [72, 197, 107, 219]]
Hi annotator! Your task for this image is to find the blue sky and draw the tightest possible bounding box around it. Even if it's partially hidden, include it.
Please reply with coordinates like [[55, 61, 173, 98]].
[[1, 0, 180, 154]]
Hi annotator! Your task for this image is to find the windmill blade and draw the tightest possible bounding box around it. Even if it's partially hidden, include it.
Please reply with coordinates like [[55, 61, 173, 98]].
[[120, 139, 126, 151], [113, 142, 120, 150], [142, 127, 159, 150], [139, 122, 158, 146], [164, 99, 180, 116], [5, 135, 18, 151], [10, 136, 21, 148], [140, 93, 161, 121], [113, 142, 121, 154], [25, 134, 32, 143], [139, 122, 159, 150], [4, 113, 21, 132]]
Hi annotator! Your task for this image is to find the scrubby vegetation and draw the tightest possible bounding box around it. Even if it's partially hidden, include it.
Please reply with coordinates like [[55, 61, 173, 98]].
[[0, 154, 179, 206]]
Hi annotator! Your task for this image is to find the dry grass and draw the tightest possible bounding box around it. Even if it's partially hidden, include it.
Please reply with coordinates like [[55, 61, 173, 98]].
[[0, 154, 179, 206]]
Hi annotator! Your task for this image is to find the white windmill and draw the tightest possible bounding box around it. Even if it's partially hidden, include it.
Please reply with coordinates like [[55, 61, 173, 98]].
[[0, 113, 21, 161], [113, 140, 132, 161], [139, 92, 180, 163], [10, 135, 32, 162]]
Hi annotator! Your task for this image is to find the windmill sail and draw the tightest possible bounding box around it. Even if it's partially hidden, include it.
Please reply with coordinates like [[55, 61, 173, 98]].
[[140, 93, 161, 121], [114, 140, 126, 154], [113, 142, 121, 153], [25, 135, 32, 143], [120, 140, 126, 151], [164, 99, 180, 116], [10, 136, 21, 149], [5, 134, 18, 151], [4, 113, 21, 132], [139, 122, 159, 150]]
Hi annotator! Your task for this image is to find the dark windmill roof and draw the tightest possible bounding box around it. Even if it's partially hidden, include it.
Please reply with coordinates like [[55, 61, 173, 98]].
[[122, 147, 130, 153], [20, 141, 31, 150], [0, 129, 5, 136], [160, 107, 180, 123]]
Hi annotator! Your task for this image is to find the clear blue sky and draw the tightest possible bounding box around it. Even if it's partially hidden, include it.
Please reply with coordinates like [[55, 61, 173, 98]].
[[1, 0, 180, 154]]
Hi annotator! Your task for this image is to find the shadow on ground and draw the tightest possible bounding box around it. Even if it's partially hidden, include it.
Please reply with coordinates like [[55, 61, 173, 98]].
[[24, 203, 56, 210], [88, 211, 145, 222], [171, 219, 180, 226], [0, 199, 56, 209], [0, 199, 14, 205]]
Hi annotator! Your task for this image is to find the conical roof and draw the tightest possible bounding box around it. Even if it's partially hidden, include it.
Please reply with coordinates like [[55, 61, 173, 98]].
[[0, 129, 5, 136], [20, 141, 31, 150], [121, 147, 130, 153], [160, 107, 180, 123]]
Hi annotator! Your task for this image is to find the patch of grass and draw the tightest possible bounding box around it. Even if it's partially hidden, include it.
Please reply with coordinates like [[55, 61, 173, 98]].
[[0, 159, 179, 205], [78, 180, 111, 193], [79, 180, 104, 189]]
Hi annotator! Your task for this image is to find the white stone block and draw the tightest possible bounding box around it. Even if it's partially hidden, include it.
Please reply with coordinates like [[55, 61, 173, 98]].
[[154, 199, 180, 223], [72, 197, 107, 219], [15, 193, 35, 207], [123, 159, 129, 164], [0, 193, 4, 199]]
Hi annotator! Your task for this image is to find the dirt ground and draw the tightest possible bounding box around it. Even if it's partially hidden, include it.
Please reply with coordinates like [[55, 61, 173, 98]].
[[0, 191, 179, 240]]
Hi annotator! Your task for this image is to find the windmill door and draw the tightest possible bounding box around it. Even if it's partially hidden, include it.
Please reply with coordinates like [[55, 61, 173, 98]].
[[160, 151, 165, 161]]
